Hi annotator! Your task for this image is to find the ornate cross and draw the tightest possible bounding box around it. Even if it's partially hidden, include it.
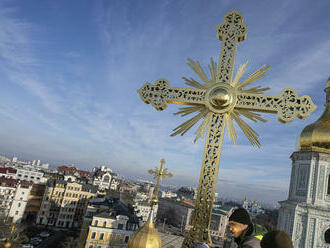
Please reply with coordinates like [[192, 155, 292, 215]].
[[138, 9, 316, 247], [148, 158, 173, 206]]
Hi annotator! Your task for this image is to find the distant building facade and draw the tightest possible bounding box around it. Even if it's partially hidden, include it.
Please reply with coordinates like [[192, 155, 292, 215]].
[[0, 177, 33, 223], [92, 166, 116, 190], [160, 190, 177, 199], [80, 196, 140, 245], [84, 212, 137, 248], [134, 201, 158, 223], [58, 165, 91, 179], [15, 167, 47, 183], [242, 196, 265, 215], [8, 181, 33, 223], [0, 167, 17, 179], [185, 205, 234, 240], [23, 183, 47, 223], [0, 177, 18, 217], [37, 179, 97, 228]]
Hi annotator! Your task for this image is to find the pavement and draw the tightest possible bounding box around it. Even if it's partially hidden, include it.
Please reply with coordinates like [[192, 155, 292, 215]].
[[36, 231, 64, 248]]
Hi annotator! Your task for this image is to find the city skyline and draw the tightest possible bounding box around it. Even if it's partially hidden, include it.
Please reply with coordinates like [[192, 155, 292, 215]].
[[0, 0, 330, 206]]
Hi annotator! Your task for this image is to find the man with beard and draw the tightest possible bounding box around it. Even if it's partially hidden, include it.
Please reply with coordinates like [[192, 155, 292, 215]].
[[228, 208, 267, 248]]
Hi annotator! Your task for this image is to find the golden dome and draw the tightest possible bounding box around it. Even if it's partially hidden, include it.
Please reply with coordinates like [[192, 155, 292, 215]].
[[299, 79, 330, 154], [4, 242, 11, 248], [128, 208, 161, 248]]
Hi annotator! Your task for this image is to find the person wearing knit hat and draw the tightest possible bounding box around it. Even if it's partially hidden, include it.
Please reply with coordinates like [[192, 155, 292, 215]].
[[228, 208, 267, 248], [260, 230, 293, 248]]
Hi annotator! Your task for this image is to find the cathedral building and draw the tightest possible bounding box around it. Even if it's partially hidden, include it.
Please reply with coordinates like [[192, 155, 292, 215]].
[[278, 79, 330, 247], [92, 165, 116, 190]]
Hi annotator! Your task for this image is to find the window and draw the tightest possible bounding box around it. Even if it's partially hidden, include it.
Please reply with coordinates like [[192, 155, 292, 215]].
[[103, 221, 106, 227], [103, 175, 110, 183], [15, 211, 18, 215], [99, 233, 104, 240], [94, 220, 98, 226], [125, 236, 129, 243], [325, 229, 330, 243], [118, 223, 124, 230], [327, 175, 330, 195], [89, 246, 93, 248], [91, 232, 96, 239], [18, 203, 21, 207]]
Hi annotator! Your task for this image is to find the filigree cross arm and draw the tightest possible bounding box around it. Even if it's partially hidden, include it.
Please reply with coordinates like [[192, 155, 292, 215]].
[[236, 88, 317, 123], [216, 9, 247, 84], [138, 78, 206, 111]]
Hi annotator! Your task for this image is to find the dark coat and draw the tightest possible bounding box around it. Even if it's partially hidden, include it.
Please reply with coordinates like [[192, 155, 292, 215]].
[[235, 224, 268, 248]]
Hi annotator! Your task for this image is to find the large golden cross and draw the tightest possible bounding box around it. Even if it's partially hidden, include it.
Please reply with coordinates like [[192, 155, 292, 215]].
[[138, 9, 316, 247], [148, 158, 173, 206]]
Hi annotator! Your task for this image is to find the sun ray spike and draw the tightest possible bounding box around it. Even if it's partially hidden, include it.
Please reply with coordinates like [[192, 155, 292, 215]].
[[174, 105, 203, 117], [187, 58, 210, 84], [238, 65, 270, 89], [171, 111, 206, 136], [183, 77, 207, 89], [232, 61, 248, 87], [208, 57, 217, 84], [194, 113, 211, 143]]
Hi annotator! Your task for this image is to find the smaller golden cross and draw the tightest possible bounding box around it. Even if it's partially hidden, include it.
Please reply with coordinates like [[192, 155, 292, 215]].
[[148, 159, 173, 205]]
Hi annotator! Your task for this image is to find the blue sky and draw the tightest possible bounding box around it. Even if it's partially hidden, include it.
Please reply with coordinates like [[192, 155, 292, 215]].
[[0, 0, 329, 206]]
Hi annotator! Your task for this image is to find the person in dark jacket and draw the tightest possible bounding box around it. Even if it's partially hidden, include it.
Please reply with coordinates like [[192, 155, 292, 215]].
[[228, 208, 267, 248], [260, 230, 293, 248]]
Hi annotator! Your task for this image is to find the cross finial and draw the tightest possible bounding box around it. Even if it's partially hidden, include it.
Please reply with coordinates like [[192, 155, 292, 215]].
[[137, 9, 316, 248], [148, 159, 173, 205]]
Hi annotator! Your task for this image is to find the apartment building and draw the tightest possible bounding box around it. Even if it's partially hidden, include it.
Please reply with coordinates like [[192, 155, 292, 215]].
[[23, 183, 46, 223], [134, 201, 158, 223], [8, 181, 33, 223], [36, 179, 97, 228], [15, 167, 47, 183], [84, 212, 137, 248], [0, 177, 33, 223], [0, 177, 17, 217]]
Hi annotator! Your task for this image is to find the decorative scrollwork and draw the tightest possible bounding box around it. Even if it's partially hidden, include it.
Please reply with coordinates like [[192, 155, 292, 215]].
[[236, 89, 317, 123], [138, 78, 205, 111], [216, 9, 247, 85], [182, 113, 225, 247]]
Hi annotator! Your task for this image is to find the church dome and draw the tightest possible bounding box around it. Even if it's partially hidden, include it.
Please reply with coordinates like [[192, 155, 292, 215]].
[[128, 208, 161, 248], [299, 78, 330, 154]]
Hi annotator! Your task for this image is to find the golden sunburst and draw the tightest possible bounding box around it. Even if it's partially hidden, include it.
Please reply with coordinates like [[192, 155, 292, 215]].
[[171, 58, 270, 147]]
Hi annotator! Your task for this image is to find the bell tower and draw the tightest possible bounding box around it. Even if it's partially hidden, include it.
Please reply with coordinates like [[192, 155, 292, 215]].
[[278, 79, 330, 247]]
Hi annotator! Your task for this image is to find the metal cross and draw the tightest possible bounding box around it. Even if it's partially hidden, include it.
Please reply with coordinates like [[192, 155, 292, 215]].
[[148, 158, 173, 206], [138, 9, 316, 247]]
